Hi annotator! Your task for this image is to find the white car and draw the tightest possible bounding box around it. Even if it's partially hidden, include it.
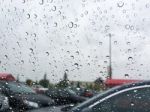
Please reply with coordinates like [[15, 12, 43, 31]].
[[32, 85, 48, 94]]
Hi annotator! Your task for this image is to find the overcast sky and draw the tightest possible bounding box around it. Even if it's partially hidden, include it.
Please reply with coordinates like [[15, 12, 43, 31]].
[[0, 0, 150, 83]]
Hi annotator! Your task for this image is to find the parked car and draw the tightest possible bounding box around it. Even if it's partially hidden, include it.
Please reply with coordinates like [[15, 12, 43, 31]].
[[0, 93, 10, 112], [31, 84, 48, 94], [68, 80, 150, 112], [69, 87, 97, 98], [45, 88, 87, 105], [0, 81, 55, 111]]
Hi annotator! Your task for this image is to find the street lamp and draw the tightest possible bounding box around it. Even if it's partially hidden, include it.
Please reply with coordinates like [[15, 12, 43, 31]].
[[108, 33, 112, 79]]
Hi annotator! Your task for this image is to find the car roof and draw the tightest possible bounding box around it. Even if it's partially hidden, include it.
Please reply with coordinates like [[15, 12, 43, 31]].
[[72, 80, 150, 111], [0, 73, 16, 81], [105, 79, 142, 87]]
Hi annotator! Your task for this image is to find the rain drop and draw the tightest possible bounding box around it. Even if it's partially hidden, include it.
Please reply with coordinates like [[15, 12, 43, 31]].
[[68, 22, 74, 28], [46, 52, 49, 56], [34, 14, 37, 19], [117, 1, 124, 7], [39, 0, 44, 5], [128, 57, 133, 61], [70, 55, 74, 59], [124, 74, 129, 78], [54, 22, 57, 27], [27, 14, 30, 19], [22, 0, 25, 3], [99, 42, 102, 45], [74, 63, 79, 67], [52, 6, 56, 11], [114, 41, 118, 45]]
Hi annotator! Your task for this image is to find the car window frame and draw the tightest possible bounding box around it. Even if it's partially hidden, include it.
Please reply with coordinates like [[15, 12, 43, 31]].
[[89, 85, 150, 109]]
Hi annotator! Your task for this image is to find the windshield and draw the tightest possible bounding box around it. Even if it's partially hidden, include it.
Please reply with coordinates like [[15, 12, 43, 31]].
[[0, 0, 150, 111], [66, 89, 77, 95], [7, 82, 35, 94]]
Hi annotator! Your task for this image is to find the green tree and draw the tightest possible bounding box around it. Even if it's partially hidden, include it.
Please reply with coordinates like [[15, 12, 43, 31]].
[[16, 74, 20, 82], [39, 73, 49, 88], [94, 77, 104, 91], [77, 81, 81, 88], [57, 71, 69, 88], [26, 79, 33, 86]]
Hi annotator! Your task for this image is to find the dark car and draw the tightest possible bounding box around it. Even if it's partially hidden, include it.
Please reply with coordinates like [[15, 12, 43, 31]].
[[69, 80, 150, 112], [45, 88, 86, 105], [0, 81, 54, 111], [0, 93, 10, 112], [69, 87, 99, 98]]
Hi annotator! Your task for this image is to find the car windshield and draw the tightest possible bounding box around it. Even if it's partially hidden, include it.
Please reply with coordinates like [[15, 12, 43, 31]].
[[7, 82, 35, 94], [66, 89, 77, 95], [0, 0, 150, 111]]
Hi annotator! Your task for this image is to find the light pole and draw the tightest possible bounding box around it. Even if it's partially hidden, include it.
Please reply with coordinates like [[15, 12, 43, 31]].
[[108, 33, 112, 79]]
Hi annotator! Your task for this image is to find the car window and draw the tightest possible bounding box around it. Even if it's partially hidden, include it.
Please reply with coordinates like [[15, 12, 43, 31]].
[[92, 87, 150, 112], [7, 82, 35, 94]]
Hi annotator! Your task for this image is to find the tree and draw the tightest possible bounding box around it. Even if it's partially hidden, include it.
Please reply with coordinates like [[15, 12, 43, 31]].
[[26, 79, 33, 86], [39, 79, 49, 88], [94, 77, 104, 91], [94, 77, 103, 84], [39, 73, 49, 88], [77, 81, 81, 88], [57, 71, 69, 88], [16, 74, 20, 82]]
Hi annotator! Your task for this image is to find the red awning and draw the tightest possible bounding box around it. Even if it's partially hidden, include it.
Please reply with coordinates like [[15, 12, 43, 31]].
[[105, 79, 142, 87], [0, 73, 16, 81]]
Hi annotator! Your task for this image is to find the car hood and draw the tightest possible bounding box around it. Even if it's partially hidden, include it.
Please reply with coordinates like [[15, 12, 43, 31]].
[[14, 93, 55, 107]]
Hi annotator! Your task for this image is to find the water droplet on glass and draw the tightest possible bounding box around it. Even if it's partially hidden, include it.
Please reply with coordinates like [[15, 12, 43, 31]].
[[104, 61, 107, 64], [130, 25, 134, 30], [22, 0, 25, 3], [70, 55, 74, 59], [21, 60, 24, 63], [75, 51, 79, 55], [127, 42, 131, 45], [4, 55, 8, 59], [34, 14, 37, 19], [68, 22, 74, 28], [84, 11, 88, 15], [25, 32, 28, 36], [106, 55, 110, 59], [128, 57, 133, 61], [27, 14, 30, 19], [29, 48, 33, 52], [46, 52, 49, 56], [146, 3, 150, 8], [128, 49, 132, 53], [125, 24, 130, 29], [54, 22, 57, 27], [114, 41, 118, 45], [39, 0, 44, 5], [125, 74, 129, 78], [105, 25, 110, 31], [131, 103, 135, 106], [117, 1, 124, 7], [74, 63, 79, 68], [99, 42, 102, 45], [52, 6, 56, 11], [82, 0, 86, 2]]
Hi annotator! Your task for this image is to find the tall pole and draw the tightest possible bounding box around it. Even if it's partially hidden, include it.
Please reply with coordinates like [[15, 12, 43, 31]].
[[108, 33, 112, 79]]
